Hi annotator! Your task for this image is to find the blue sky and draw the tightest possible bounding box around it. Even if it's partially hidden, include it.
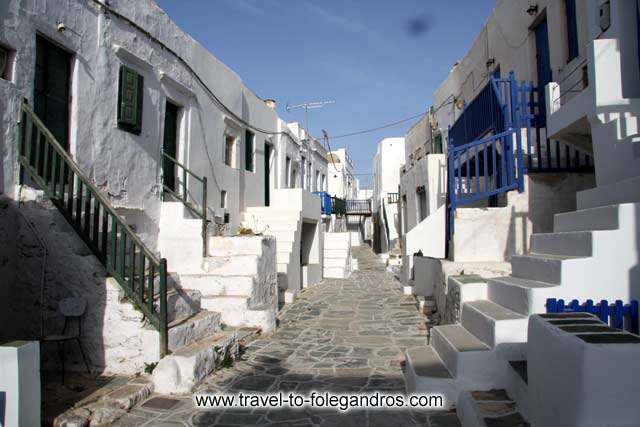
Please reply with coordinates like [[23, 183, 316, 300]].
[[156, 0, 495, 187]]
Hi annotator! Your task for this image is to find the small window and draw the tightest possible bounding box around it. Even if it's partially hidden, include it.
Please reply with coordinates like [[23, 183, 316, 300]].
[[245, 130, 254, 172], [220, 190, 227, 208], [117, 65, 143, 134], [566, 0, 579, 62], [224, 213, 230, 224], [224, 135, 236, 167]]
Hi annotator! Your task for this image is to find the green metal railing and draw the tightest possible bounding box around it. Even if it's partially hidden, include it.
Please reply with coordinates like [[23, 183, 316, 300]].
[[161, 152, 208, 257], [17, 99, 169, 357], [331, 196, 346, 215]]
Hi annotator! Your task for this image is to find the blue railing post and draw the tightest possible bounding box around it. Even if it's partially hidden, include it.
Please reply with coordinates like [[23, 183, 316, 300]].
[[447, 131, 456, 240], [511, 74, 525, 193]]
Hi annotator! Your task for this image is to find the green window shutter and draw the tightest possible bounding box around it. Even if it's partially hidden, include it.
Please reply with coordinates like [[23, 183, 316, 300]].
[[118, 65, 143, 134], [245, 130, 254, 171]]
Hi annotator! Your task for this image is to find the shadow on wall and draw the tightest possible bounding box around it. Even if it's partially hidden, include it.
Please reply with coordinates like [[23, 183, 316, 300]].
[[504, 205, 529, 261], [0, 196, 108, 375]]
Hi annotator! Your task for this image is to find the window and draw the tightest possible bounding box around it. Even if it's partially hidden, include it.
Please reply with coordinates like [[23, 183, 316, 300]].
[[245, 130, 254, 171], [301, 156, 306, 189], [224, 134, 236, 167], [322, 174, 326, 191], [117, 65, 143, 134], [285, 156, 291, 187], [566, 0, 579, 62], [220, 190, 227, 208], [315, 171, 320, 192], [417, 187, 427, 222], [433, 134, 443, 154]]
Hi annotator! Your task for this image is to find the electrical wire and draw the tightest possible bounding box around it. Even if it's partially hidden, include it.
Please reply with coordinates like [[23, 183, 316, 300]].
[[328, 112, 427, 140], [91, 0, 295, 138]]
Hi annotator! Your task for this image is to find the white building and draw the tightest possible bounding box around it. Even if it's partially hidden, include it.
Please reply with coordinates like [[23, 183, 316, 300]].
[[326, 148, 357, 199], [0, 0, 334, 400], [404, 1, 640, 425], [371, 137, 405, 255]]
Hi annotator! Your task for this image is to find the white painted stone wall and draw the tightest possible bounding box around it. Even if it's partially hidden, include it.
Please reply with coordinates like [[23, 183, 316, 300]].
[[0, 341, 40, 427], [371, 137, 405, 253], [327, 148, 357, 199]]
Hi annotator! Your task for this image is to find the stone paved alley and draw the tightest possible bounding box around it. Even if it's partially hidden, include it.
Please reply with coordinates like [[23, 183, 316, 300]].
[[114, 246, 458, 426]]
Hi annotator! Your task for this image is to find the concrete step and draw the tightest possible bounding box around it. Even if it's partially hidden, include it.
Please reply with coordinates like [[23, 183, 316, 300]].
[[404, 347, 456, 410], [167, 310, 221, 352], [323, 266, 348, 279], [324, 249, 349, 258], [510, 253, 583, 284], [577, 176, 640, 209], [201, 255, 260, 276], [324, 257, 349, 268], [487, 276, 559, 315], [208, 236, 271, 257], [175, 274, 254, 297], [553, 204, 619, 233], [156, 289, 201, 324], [431, 324, 490, 380], [153, 330, 238, 394], [505, 361, 530, 420], [461, 300, 528, 349], [200, 296, 276, 331], [530, 231, 593, 257], [457, 389, 529, 427]]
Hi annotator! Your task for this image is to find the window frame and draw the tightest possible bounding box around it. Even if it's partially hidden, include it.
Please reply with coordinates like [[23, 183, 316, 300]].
[[117, 64, 144, 135], [224, 133, 237, 168]]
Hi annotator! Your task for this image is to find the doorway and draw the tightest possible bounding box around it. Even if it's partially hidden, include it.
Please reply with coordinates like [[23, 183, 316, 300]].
[[34, 35, 71, 149], [162, 101, 180, 193], [264, 143, 272, 206], [534, 16, 552, 127]]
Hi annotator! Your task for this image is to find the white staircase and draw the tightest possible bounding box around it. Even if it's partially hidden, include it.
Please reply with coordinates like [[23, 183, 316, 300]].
[[241, 206, 302, 302], [405, 199, 640, 413], [323, 232, 354, 279], [152, 202, 278, 394]]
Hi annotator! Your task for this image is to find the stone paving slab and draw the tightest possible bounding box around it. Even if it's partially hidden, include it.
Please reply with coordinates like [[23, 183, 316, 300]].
[[113, 246, 453, 426]]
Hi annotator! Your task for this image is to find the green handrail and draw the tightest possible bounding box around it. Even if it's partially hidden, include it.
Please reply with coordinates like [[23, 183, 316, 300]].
[[161, 152, 208, 257], [17, 99, 169, 357]]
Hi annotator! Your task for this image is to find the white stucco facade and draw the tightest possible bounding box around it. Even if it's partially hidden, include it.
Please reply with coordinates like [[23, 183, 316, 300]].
[[326, 148, 357, 199], [371, 137, 405, 254]]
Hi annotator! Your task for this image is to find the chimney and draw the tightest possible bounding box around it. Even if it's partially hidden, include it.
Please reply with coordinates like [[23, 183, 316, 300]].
[[264, 99, 277, 109]]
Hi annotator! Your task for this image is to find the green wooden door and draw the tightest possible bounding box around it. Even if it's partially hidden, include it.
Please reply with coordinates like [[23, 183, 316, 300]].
[[264, 144, 271, 206], [162, 102, 179, 192], [34, 36, 71, 150]]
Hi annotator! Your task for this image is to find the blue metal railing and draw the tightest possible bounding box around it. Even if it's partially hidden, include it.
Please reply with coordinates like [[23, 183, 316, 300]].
[[546, 298, 639, 334], [313, 191, 332, 215], [447, 72, 525, 238]]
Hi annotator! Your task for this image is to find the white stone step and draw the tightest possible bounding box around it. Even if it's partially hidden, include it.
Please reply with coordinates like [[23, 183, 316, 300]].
[[323, 266, 348, 279], [505, 361, 530, 419], [404, 347, 456, 410], [157, 289, 201, 324], [167, 310, 221, 352], [324, 257, 349, 268], [200, 296, 275, 331], [530, 231, 593, 257], [175, 274, 255, 297], [553, 204, 619, 232], [208, 236, 272, 257], [461, 300, 528, 349], [323, 233, 351, 244], [577, 174, 640, 210], [449, 275, 488, 305], [456, 390, 529, 427], [510, 253, 583, 284], [201, 255, 260, 276], [487, 276, 559, 315], [324, 249, 349, 258], [153, 330, 238, 394], [431, 324, 491, 380], [262, 229, 297, 242]]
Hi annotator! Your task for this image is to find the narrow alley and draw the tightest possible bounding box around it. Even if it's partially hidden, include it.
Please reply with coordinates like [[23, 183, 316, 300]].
[[114, 247, 458, 426]]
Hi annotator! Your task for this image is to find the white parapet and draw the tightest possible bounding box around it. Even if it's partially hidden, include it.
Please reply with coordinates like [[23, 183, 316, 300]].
[[0, 341, 40, 427], [528, 314, 640, 427]]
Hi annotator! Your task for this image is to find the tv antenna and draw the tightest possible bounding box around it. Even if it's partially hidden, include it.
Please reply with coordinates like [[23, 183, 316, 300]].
[[285, 100, 335, 140]]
